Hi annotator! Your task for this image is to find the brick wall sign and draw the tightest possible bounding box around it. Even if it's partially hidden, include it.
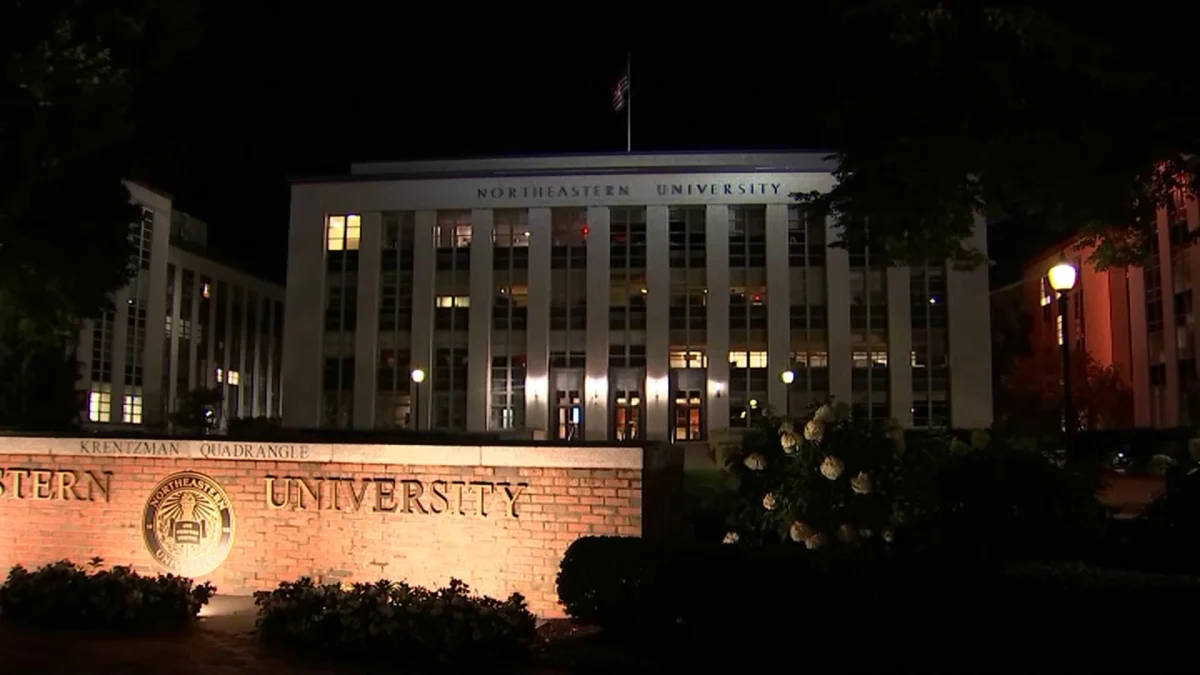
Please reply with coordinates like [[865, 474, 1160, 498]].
[[0, 437, 679, 616]]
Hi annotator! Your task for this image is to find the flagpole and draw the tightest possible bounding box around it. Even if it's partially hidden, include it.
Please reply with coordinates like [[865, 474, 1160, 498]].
[[626, 51, 632, 153]]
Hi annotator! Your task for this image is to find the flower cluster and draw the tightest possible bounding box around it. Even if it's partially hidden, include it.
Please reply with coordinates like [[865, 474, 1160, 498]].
[[728, 399, 905, 552]]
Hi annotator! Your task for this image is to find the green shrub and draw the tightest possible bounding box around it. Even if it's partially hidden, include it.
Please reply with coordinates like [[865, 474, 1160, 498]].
[[921, 444, 1107, 561], [0, 559, 215, 628], [254, 577, 535, 667], [557, 536, 1200, 672]]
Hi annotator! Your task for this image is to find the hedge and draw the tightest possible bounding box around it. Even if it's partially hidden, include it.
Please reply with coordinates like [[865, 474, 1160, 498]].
[[0, 560, 214, 628], [557, 536, 1200, 673], [254, 577, 535, 668]]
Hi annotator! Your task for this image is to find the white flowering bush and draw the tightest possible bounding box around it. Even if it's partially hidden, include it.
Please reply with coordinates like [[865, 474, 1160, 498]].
[[725, 401, 913, 552]]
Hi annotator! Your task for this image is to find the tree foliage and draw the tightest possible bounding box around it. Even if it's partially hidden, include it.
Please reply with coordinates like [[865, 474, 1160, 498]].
[[998, 346, 1133, 434], [793, 2, 1199, 269], [0, 1, 197, 428]]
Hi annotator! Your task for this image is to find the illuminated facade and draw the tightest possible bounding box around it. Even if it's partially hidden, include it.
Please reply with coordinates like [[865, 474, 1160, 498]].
[[282, 153, 993, 439], [1023, 189, 1200, 426], [78, 182, 285, 429]]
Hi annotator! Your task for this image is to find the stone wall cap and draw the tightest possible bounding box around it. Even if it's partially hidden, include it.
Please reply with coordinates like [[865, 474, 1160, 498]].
[[0, 436, 643, 469]]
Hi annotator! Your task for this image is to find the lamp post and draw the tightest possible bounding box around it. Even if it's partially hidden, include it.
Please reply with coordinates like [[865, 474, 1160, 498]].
[[780, 369, 795, 418], [410, 368, 425, 431], [1048, 262, 1078, 451]]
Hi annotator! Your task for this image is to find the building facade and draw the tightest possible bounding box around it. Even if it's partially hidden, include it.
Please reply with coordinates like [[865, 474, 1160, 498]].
[[1022, 188, 1200, 427], [78, 182, 285, 430], [282, 153, 993, 440]]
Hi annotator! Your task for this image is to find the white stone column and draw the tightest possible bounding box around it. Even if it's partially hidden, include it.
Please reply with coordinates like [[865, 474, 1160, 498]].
[[468, 209, 494, 431], [706, 205, 730, 436], [525, 208, 552, 437], [410, 210, 437, 430], [142, 206, 171, 426], [887, 266, 914, 427], [1128, 267, 1151, 425], [585, 206, 611, 440], [1156, 214, 1179, 426], [825, 217, 852, 404], [947, 214, 993, 428], [237, 288, 249, 419], [76, 319, 93, 416], [265, 299, 275, 418], [220, 282, 234, 426], [352, 212, 382, 429], [187, 273, 201, 393], [252, 294, 264, 418], [204, 280, 217, 389], [166, 267, 182, 419], [110, 287, 130, 423], [281, 189, 326, 428], [766, 204, 791, 415], [645, 206, 670, 440]]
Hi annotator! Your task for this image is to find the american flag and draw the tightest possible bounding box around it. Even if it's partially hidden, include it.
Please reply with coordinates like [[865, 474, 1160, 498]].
[[612, 71, 629, 112]]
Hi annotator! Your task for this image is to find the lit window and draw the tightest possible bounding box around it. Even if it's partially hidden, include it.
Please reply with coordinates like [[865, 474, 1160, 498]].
[[326, 214, 361, 251], [88, 387, 112, 423], [1041, 277, 1054, 307], [670, 350, 707, 368], [728, 351, 768, 368], [202, 282, 211, 298], [228, 370, 240, 386], [216, 367, 224, 383], [1056, 314, 1063, 346], [122, 394, 143, 424], [435, 295, 470, 308]]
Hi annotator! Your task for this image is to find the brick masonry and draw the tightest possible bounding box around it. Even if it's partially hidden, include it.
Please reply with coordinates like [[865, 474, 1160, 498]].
[[0, 438, 680, 617]]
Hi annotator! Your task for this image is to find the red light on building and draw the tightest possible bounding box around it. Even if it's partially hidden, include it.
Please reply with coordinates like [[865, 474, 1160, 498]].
[[581, 224, 590, 237]]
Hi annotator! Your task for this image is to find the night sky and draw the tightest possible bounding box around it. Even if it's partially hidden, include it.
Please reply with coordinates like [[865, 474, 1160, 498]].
[[140, 12, 825, 284]]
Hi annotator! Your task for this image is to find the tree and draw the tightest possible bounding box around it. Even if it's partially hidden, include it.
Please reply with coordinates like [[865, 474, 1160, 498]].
[[0, 1, 198, 428], [790, 3, 1199, 269], [998, 347, 1133, 434], [170, 387, 222, 433]]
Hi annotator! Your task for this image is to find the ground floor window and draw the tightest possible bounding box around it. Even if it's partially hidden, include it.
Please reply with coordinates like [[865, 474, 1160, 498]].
[[122, 392, 143, 424], [88, 386, 112, 423], [556, 390, 582, 440], [674, 389, 703, 441], [613, 389, 641, 441]]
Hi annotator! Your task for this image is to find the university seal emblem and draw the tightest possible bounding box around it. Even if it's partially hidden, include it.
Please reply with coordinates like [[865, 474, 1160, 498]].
[[143, 471, 235, 576]]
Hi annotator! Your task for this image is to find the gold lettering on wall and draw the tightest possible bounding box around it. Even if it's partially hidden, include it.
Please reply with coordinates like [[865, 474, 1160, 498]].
[[0, 469, 112, 502], [263, 475, 530, 518]]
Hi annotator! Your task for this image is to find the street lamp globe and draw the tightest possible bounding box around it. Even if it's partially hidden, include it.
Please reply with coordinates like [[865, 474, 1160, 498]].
[[1048, 262, 1077, 293], [410, 368, 426, 383], [780, 370, 795, 385]]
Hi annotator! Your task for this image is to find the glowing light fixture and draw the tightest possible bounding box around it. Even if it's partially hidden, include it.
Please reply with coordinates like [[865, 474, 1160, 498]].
[[1048, 262, 1077, 293], [410, 368, 425, 383], [780, 370, 795, 385]]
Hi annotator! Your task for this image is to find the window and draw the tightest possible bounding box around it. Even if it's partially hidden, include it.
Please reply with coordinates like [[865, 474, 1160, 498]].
[[326, 214, 361, 251], [674, 390, 703, 441], [613, 389, 641, 441], [788, 206, 826, 267], [556, 390, 583, 441], [670, 350, 707, 368], [88, 386, 112, 423], [227, 370, 240, 386], [668, 207, 705, 268], [202, 282, 211, 299], [1040, 277, 1054, 307], [728, 351, 768, 368], [122, 394, 143, 424], [435, 295, 470, 308]]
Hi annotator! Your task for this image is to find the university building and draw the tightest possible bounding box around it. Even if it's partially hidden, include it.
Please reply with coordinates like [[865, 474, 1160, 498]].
[[1022, 188, 1200, 427], [282, 153, 993, 440], [78, 182, 285, 430]]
